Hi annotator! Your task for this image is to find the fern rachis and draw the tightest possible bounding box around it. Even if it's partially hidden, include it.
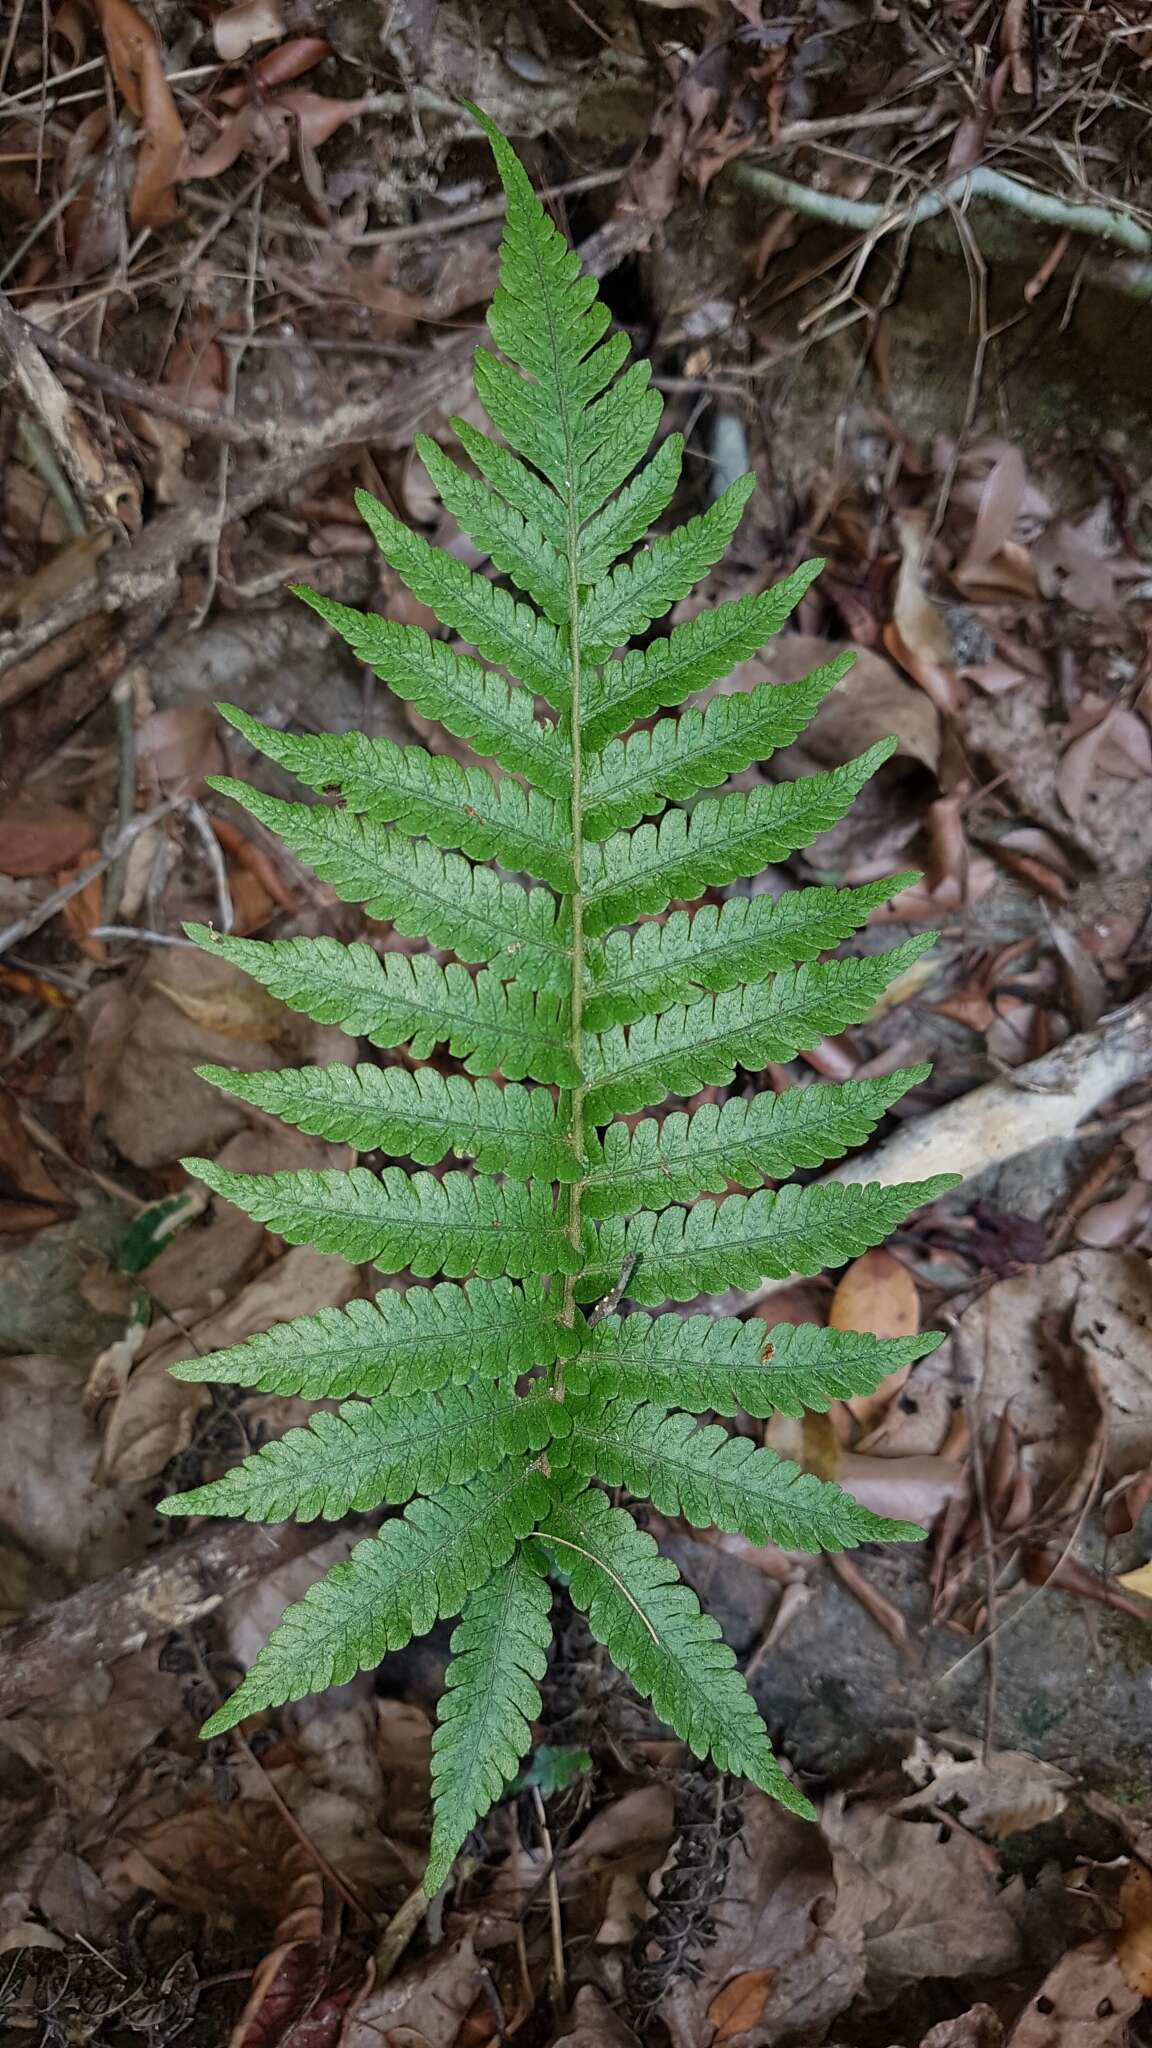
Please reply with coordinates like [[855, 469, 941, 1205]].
[[161, 107, 959, 1899]]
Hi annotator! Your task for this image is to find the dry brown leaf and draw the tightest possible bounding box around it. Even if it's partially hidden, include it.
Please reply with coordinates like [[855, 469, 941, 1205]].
[[748, 631, 941, 770], [110, 1798, 321, 1943], [837, 1451, 963, 1526], [94, 0, 185, 227], [830, 1248, 920, 1428], [707, 1970, 779, 2041], [0, 801, 95, 878], [897, 1744, 1072, 1838], [659, 1793, 863, 2048], [1116, 1860, 1152, 1995], [0, 1356, 154, 1585], [925, 2009, 1005, 2048], [1115, 1560, 1152, 1602], [886, 510, 961, 713], [57, 852, 105, 962], [823, 1798, 1021, 1997], [0, 1090, 73, 1234], [1007, 1936, 1141, 2046], [552, 1986, 643, 2047], [1076, 1182, 1151, 1249], [137, 706, 226, 798], [180, 90, 367, 181], [343, 1936, 480, 2048]]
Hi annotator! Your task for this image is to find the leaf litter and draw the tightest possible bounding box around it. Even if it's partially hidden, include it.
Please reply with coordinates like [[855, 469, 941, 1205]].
[[4, 1, 1152, 2040]]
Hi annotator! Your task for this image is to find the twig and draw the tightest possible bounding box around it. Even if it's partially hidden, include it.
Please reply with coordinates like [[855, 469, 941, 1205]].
[[0, 799, 175, 958], [0, 1517, 330, 1715], [102, 672, 138, 926], [532, 1786, 567, 2019], [0, 287, 137, 523], [184, 798, 234, 935], [730, 162, 1152, 258], [18, 319, 273, 445], [234, 1724, 374, 1921]]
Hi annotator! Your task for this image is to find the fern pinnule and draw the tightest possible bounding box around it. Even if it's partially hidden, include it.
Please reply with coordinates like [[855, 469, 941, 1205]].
[[163, 104, 958, 1896]]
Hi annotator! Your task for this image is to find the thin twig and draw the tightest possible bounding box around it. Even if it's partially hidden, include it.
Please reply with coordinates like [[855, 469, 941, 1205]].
[[19, 320, 273, 445], [532, 1786, 567, 2020], [0, 800, 177, 959], [234, 1725, 374, 1922]]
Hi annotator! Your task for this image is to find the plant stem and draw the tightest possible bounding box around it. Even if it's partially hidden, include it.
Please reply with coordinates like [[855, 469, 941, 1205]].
[[556, 420, 587, 1394]]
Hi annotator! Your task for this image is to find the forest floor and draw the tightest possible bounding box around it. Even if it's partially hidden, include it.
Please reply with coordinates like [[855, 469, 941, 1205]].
[[2, 2, 1152, 2044]]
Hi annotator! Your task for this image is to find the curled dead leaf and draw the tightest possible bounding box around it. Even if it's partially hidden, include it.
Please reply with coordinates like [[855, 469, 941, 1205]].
[[213, 0, 284, 61], [886, 510, 961, 713]]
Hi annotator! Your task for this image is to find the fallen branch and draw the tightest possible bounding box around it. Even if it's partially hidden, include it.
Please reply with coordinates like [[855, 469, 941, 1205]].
[[0, 1518, 327, 1716], [728, 162, 1152, 299], [0, 339, 473, 683], [22, 321, 275, 447], [0, 290, 140, 524], [727, 991, 1152, 1314]]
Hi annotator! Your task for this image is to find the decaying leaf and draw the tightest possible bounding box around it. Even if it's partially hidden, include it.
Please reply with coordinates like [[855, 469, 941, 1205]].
[[829, 1248, 920, 1429], [885, 510, 961, 713], [1007, 1936, 1141, 2046], [1116, 1860, 1152, 1996], [897, 1742, 1072, 1838], [94, 0, 185, 227], [707, 1970, 780, 2042], [0, 802, 95, 878]]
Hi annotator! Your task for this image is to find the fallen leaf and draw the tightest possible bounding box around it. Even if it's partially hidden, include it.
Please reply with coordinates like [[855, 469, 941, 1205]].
[[57, 852, 105, 962], [1115, 1560, 1152, 1602], [213, 0, 284, 60], [137, 706, 226, 797], [111, 1799, 322, 1938], [0, 1089, 73, 1234], [1007, 1936, 1141, 2045], [343, 1936, 480, 2048], [733, 632, 940, 769], [659, 1793, 864, 2048], [180, 90, 367, 181], [886, 510, 961, 713], [94, 0, 185, 227], [1076, 1182, 1152, 1249], [1116, 1860, 1152, 1995], [925, 2008, 1004, 2048], [0, 1355, 155, 1585], [0, 801, 95, 878], [823, 1798, 1022, 1998], [708, 1969, 779, 2041], [897, 1745, 1072, 1837], [830, 1248, 920, 1428], [552, 1986, 643, 2047]]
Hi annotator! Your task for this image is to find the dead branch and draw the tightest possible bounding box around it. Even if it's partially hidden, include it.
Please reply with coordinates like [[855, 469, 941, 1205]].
[[0, 1518, 326, 1717], [0, 290, 139, 525], [0, 340, 473, 684], [21, 320, 276, 447]]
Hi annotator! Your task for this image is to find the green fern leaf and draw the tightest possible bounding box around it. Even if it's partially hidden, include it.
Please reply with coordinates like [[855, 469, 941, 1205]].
[[584, 939, 935, 1117], [207, 783, 572, 993], [576, 433, 684, 581], [217, 706, 571, 893], [167, 1278, 574, 1398], [352, 486, 571, 710], [426, 1555, 553, 1894], [292, 587, 569, 794], [185, 927, 577, 1085], [186, 1158, 580, 1279], [166, 112, 961, 1871], [576, 1176, 958, 1303], [160, 1384, 558, 1523], [556, 1399, 921, 1550], [582, 1068, 927, 1216], [415, 435, 569, 624], [199, 1063, 581, 1183], [581, 565, 822, 750], [582, 746, 894, 935], [584, 876, 917, 1031], [582, 659, 851, 838], [200, 1463, 553, 1736], [571, 1313, 944, 1418], [577, 477, 754, 659], [539, 1490, 811, 1814]]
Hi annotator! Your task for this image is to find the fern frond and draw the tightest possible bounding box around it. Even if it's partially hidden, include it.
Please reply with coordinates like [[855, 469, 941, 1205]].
[[576, 433, 684, 581], [572, 1313, 945, 1419], [185, 928, 577, 1085], [584, 876, 916, 1031], [353, 486, 571, 711], [218, 706, 571, 893], [186, 1158, 580, 1279], [582, 1068, 927, 1216], [167, 1278, 573, 1398], [576, 1176, 958, 1303], [556, 1400, 921, 1550], [426, 1555, 553, 1894], [199, 1063, 581, 1184], [582, 746, 894, 934], [581, 565, 822, 750], [539, 1490, 811, 1813], [169, 112, 961, 1866], [584, 939, 935, 1117], [207, 784, 572, 993], [160, 1384, 557, 1523], [291, 587, 569, 794], [200, 1463, 552, 1735], [582, 660, 852, 838], [415, 435, 569, 624], [577, 477, 754, 659]]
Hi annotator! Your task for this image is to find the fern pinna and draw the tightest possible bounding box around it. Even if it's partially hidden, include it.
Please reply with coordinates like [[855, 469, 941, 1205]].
[[159, 108, 958, 1895]]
